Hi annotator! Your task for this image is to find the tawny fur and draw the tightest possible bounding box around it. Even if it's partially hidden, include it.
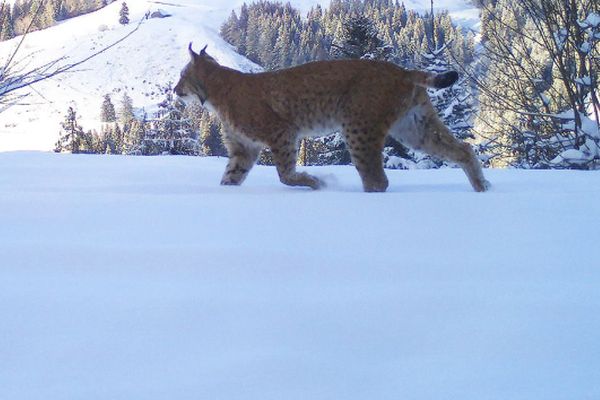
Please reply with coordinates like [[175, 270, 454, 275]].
[[174, 45, 490, 192]]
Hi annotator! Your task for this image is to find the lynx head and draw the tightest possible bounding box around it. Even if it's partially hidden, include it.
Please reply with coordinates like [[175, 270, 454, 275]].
[[174, 43, 218, 105]]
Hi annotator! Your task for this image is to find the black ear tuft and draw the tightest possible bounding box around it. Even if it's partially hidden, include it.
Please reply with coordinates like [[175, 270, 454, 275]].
[[200, 44, 208, 56], [188, 42, 198, 61]]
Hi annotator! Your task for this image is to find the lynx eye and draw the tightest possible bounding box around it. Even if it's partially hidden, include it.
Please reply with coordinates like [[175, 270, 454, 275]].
[[180, 65, 191, 77]]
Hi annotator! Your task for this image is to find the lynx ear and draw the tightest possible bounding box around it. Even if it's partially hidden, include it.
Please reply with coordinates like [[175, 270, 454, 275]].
[[188, 42, 198, 61], [200, 44, 208, 56]]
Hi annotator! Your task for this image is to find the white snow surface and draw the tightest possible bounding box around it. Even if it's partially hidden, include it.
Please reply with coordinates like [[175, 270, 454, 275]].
[[0, 0, 480, 152], [1, 152, 600, 400]]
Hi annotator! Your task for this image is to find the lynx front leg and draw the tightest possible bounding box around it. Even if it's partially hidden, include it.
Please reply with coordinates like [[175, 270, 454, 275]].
[[221, 133, 262, 186], [271, 141, 324, 190]]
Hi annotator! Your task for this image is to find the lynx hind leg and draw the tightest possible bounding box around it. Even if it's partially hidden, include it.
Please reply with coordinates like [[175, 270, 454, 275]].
[[416, 112, 490, 192], [221, 132, 262, 186], [271, 139, 324, 190], [343, 127, 388, 192]]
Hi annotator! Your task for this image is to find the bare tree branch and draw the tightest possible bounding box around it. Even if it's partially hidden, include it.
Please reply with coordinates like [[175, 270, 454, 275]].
[[1, 15, 145, 108]]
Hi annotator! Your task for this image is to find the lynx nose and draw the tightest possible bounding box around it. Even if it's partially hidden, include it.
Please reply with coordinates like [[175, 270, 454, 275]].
[[173, 82, 186, 97]]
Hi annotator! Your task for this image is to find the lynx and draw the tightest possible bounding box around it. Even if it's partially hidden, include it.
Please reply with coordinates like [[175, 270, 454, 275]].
[[174, 44, 490, 192]]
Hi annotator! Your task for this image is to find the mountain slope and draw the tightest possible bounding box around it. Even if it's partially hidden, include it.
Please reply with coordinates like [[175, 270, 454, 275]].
[[0, 0, 260, 151]]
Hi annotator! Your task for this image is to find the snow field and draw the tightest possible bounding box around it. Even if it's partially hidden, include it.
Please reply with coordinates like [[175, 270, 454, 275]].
[[1, 152, 599, 399]]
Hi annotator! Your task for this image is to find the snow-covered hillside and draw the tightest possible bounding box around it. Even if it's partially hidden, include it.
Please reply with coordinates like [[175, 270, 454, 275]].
[[0, 0, 260, 151], [0, 0, 480, 152], [1, 152, 599, 400]]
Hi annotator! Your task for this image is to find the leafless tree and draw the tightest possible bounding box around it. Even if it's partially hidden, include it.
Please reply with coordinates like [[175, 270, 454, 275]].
[[464, 0, 599, 167]]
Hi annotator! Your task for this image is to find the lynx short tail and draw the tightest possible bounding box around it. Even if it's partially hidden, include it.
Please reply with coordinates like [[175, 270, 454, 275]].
[[411, 70, 459, 89]]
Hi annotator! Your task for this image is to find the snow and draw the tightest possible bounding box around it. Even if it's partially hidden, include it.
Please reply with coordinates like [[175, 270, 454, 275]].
[[551, 148, 587, 165], [1, 152, 600, 400], [575, 75, 592, 86], [582, 12, 600, 28], [580, 41, 592, 54]]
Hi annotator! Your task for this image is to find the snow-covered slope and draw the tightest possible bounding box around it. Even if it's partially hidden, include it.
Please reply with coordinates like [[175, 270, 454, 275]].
[[1, 152, 599, 400], [0, 0, 260, 151], [0, 0, 480, 152]]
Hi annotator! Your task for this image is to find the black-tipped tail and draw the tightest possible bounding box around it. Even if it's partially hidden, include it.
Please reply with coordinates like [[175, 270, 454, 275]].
[[433, 71, 459, 88]]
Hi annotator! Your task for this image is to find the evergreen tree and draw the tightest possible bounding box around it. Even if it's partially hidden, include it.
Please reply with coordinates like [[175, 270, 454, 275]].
[[118, 1, 128, 25], [118, 92, 135, 125], [102, 124, 115, 154], [53, 0, 68, 21], [199, 111, 226, 156], [124, 112, 146, 154], [142, 85, 200, 155], [100, 94, 116, 123], [55, 106, 84, 153], [220, 10, 241, 49], [78, 129, 97, 153], [36, 0, 56, 30], [237, 3, 249, 55], [332, 15, 390, 60], [113, 123, 124, 154], [11, 0, 23, 23], [0, 3, 15, 41]]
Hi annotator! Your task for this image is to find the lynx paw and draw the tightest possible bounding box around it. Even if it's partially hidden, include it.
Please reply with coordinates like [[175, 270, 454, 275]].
[[306, 174, 326, 190], [220, 178, 242, 186], [474, 179, 492, 192]]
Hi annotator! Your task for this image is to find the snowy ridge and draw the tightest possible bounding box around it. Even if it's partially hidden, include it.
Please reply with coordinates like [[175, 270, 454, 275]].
[[1, 152, 600, 399]]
